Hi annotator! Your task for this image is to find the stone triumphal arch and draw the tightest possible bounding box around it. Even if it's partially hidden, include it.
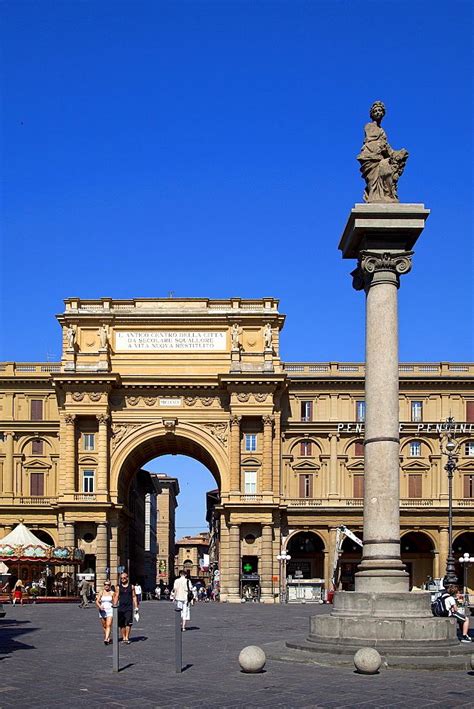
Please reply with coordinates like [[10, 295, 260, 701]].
[[54, 297, 286, 600]]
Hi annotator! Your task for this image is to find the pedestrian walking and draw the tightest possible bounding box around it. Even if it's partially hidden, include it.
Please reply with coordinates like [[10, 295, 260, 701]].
[[171, 570, 192, 631], [134, 582, 142, 606], [113, 571, 138, 644], [12, 579, 25, 606], [78, 578, 90, 607], [96, 580, 114, 644]]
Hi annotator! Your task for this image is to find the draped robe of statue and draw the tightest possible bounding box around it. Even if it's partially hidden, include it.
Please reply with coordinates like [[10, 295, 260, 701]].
[[357, 121, 408, 203]]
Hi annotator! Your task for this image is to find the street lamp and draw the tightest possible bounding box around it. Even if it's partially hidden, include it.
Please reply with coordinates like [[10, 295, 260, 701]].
[[277, 552, 291, 603], [458, 552, 474, 611], [442, 417, 459, 586]]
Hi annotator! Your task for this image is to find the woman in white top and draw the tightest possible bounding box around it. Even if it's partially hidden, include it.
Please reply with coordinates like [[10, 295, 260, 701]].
[[96, 580, 114, 644], [171, 570, 192, 631]]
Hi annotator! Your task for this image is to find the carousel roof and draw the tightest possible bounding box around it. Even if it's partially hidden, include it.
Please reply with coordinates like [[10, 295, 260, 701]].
[[0, 523, 50, 549]]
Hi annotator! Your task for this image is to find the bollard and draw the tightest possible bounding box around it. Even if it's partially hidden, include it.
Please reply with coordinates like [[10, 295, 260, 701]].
[[112, 604, 119, 673], [175, 606, 182, 673]]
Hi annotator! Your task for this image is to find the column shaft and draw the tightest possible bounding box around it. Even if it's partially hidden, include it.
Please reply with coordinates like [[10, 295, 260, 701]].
[[328, 434, 339, 498], [97, 415, 109, 495], [262, 416, 273, 491], [96, 522, 109, 588], [3, 432, 14, 495], [63, 522, 75, 547], [228, 523, 240, 599], [230, 416, 241, 492], [356, 263, 408, 593], [439, 527, 449, 580], [64, 415, 76, 493], [260, 524, 273, 600]]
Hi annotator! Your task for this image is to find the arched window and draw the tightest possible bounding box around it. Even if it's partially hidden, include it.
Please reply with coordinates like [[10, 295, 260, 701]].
[[465, 441, 474, 457], [409, 440, 421, 457]]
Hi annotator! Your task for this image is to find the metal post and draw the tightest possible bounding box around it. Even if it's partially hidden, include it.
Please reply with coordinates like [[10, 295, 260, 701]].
[[174, 607, 182, 674], [112, 604, 119, 673], [443, 419, 458, 586]]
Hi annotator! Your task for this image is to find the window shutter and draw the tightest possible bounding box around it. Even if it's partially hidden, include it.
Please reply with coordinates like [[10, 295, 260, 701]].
[[354, 441, 364, 457], [308, 475, 313, 498], [299, 475, 305, 497], [464, 475, 474, 499], [409, 474, 422, 498], [467, 401, 474, 423], [31, 400, 43, 421], [353, 475, 364, 498], [308, 401, 313, 421], [30, 473, 44, 496]]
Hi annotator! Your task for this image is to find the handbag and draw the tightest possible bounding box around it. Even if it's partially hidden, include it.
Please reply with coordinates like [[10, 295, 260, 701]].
[[187, 581, 193, 603]]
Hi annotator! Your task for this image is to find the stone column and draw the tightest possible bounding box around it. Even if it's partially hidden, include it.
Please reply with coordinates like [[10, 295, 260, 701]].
[[439, 527, 449, 580], [96, 414, 109, 496], [64, 414, 76, 493], [3, 432, 14, 495], [433, 550, 440, 579], [63, 522, 75, 547], [96, 522, 109, 588], [352, 249, 412, 592], [338, 204, 430, 595], [109, 513, 119, 584], [228, 523, 240, 600], [261, 523, 273, 601], [328, 433, 339, 498], [262, 415, 274, 492], [327, 527, 339, 589], [219, 518, 229, 600], [229, 415, 241, 493]]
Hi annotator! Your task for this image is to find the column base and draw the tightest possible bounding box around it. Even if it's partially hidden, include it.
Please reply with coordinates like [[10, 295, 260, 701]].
[[275, 590, 473, 670]]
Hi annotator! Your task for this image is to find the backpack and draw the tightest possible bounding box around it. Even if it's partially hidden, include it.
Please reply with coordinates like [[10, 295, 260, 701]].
[[431, 591, 450, 617]]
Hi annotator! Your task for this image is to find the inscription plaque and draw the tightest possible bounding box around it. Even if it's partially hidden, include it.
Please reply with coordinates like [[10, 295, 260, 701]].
[[115, 331, 227, 351]]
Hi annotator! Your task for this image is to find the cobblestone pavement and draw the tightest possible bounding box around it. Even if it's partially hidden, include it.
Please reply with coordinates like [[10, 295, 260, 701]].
[[0, 601, 473, 708]]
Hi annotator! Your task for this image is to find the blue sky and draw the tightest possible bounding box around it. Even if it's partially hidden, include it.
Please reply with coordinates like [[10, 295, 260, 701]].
[[1, 1, 473, 530]]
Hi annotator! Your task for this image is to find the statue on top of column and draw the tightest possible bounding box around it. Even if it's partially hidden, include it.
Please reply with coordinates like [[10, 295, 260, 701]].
[[357, 101, 408, 203]]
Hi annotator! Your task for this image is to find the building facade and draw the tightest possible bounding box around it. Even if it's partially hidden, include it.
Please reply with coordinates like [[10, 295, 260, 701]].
[[0, 297, 473, 600], [154, 473, 179, 586], [175, 532, 210, 581]]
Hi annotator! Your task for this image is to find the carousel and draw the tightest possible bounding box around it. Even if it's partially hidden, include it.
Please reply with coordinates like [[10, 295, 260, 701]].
[[0, 522, 84, 601]]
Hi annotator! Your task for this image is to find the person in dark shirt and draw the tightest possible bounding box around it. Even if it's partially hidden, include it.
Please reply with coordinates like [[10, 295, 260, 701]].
[[113, 572, 137, 644]]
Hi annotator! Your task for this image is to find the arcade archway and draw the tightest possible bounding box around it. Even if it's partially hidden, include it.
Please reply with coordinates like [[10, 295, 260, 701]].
[[401, 531, 435, 589], [286, 531, 325, 580], [110, 423, 226, 590]]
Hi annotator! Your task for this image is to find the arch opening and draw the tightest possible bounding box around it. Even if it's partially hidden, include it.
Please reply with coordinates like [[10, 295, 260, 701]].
[[401, 531, 434, 589], [286, 531, 325, 580]]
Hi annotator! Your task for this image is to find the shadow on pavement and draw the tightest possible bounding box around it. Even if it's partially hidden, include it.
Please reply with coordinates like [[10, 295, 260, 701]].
[[0, 618, 37, 658]]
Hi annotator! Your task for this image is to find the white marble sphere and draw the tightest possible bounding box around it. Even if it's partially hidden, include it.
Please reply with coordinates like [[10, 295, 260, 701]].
[[353, 647, 381, 674], [470, 654, 474, 671], [238, 645, 266, 673]]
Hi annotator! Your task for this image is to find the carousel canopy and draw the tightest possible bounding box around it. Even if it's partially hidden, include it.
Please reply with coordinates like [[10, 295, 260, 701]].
[[0, 523, 84, 564], [0, 523, 50, 549]]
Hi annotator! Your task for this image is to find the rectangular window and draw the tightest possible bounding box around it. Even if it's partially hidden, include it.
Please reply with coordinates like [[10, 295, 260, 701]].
[[353, 474, 364, 499], [83, 433, 95, 451], [408, 474, 422, 498], [411, 401, 423, 422], [32, 439, 44, 455], [467, 402, 474, 423], [300, 440, 312, 456], [356, 401, 366, 422], [299, 474, 313, 498], [465, 441, 474, 457], [244, 471, 257, 494], [409, 441, 421, 457], [31, 400, 43, 421], [30, 472, 44, 497], [300, 401, 313, 422], [244, 434, 257, 452], [83, 470, 95, 494], [463, 475, 474, 499], [354, 441, 364, 457]]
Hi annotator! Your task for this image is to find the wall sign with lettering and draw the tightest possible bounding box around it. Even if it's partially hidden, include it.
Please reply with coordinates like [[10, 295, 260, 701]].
[[115, 331, 227, 351]]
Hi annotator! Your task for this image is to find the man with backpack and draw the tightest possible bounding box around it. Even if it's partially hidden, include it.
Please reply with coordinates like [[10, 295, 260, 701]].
[[432, 585, 472, 642]]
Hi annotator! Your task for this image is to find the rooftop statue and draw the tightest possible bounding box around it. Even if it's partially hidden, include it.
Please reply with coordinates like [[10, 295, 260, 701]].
[[357, 101, 408, 203]]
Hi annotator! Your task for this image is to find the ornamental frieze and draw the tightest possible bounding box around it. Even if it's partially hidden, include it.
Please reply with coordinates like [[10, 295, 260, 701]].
[[71, 392, 85, 402], [88, 392, 102, 402]]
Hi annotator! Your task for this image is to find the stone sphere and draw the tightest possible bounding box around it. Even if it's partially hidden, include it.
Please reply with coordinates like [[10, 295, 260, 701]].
[[353, 647, 381, 675], [238, 645, 266, 673], [470, 654, 474, 671]]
